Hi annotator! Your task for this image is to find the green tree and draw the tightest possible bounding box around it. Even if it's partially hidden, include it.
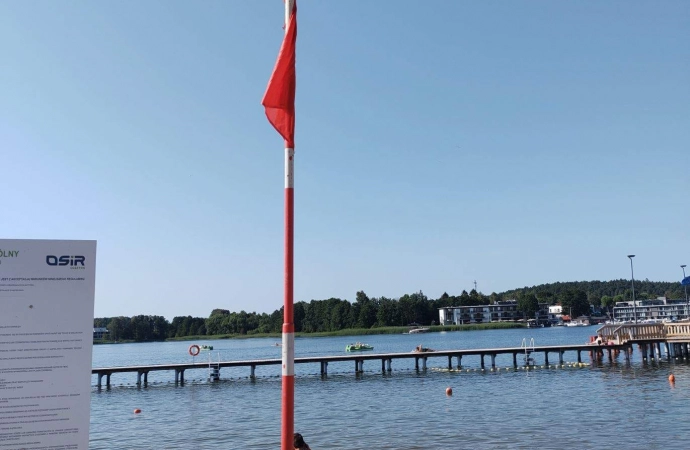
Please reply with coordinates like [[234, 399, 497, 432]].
[[355, 291, 377, 328], [376, 296, 399, 327], [130, 315, 153, 341], [150, 315, 168, 340], [560, 290, 590, 318], [205, 313, 227, 335], [517, 293, 539, 318], [294, 302, 307, 332], [94, 318, 110, 328], [469, 289, 481, 306], [601, 295, 615, 314], [409, 291, 431, 324], [436, 292, 452, 308], [107, 316, 128, 341], [458, 290, 471, 306], [536, 291, 555, 305]]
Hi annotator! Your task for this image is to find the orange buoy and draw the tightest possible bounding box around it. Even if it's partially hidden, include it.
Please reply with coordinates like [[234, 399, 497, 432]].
[[445, 387, 453, 396], [133, 408, 142, 414], [669, 374, 675, 382]]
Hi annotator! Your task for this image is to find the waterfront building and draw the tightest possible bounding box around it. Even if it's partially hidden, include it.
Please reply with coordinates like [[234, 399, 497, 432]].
[[93, 327, 109, 339], [613, 297, 688, 322], [438, 300, 550, 325], [549, 305, 563, 321]]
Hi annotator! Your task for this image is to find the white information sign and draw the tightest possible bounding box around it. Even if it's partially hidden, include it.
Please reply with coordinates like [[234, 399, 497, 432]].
[[0, 239, 96, 450]]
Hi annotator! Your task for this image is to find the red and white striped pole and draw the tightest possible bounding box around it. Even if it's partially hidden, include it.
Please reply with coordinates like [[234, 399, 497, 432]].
[[281, 2, 296, 449], [282, 145, 295, 449]]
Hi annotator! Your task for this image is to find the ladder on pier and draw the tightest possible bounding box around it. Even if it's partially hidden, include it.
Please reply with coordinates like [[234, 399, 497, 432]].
[[208, 352, 221, 382], [521, 338, 535, 366]]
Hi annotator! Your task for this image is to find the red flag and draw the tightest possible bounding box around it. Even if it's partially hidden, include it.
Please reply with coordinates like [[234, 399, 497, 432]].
[[262, 1, 297, 148]]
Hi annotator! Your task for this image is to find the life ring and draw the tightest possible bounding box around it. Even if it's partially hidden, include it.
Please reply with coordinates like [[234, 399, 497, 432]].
[[188, 344, 200, 356]]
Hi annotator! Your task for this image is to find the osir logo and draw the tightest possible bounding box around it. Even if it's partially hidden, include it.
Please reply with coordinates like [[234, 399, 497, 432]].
[[46, 255, 86, 269]]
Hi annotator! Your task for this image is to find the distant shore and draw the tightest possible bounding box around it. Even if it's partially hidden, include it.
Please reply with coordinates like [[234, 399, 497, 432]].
[[93, 322, 525, 344]]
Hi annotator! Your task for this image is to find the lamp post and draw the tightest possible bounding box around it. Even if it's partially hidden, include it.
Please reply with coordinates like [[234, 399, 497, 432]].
[[628, 255, 636, 324], [682, 264, 688, 320]]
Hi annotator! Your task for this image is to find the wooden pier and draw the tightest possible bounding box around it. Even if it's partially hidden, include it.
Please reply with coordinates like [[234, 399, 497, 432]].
[[92, 343, 625, 389], [597, 322, 690, 361], [91, 323, 690, 389]]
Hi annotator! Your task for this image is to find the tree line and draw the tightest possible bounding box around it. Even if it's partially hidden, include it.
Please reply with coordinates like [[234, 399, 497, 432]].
[[94, 279, 685, 342]]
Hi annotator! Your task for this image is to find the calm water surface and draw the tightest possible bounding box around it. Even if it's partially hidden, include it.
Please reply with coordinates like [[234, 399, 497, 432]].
[[90, 327, 690, 449]]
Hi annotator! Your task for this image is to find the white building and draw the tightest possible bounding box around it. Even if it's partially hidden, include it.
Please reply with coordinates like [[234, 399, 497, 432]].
[[613, 297, 688, 322], [439, 300, 550, 325], [549, 305, 562, 315], [93, 327, 109, 339]]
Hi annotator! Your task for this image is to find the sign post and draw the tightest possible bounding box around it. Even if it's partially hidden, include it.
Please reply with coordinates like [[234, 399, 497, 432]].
[[0, 239, 97, 449]]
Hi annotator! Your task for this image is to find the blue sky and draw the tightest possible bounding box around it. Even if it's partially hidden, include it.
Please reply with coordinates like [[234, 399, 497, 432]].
[[2, 1, 688, 320]]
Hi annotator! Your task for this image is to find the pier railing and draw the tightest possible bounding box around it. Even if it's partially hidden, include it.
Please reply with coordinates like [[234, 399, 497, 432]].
[[596, 322, 690, 344], [665, 323, 690, 341]]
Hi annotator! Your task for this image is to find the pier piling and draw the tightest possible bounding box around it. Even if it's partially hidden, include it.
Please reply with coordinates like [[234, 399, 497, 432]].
[[136, 371, 149, 387]]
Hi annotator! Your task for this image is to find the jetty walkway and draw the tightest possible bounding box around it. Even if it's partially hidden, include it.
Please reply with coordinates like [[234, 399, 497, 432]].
[[92, 323, 690, 389]]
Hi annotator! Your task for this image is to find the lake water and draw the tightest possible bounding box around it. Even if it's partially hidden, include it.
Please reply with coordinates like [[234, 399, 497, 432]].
[[90, 327, 690, 449]]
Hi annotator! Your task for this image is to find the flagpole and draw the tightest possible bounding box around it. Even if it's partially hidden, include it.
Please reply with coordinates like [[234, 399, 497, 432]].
[[282, 145, 295, 449], [281, 1, 296, 448]]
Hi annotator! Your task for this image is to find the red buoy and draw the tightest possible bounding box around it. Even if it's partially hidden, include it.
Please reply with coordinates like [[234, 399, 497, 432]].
[[445, 387, 453, 396]]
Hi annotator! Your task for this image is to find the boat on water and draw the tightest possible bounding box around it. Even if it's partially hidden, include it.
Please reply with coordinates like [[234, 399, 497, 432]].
[[408, 327, 430, 334], [526, 319, 543, 328], [201, 345, 214, 350], [345, 342, 373, 352]]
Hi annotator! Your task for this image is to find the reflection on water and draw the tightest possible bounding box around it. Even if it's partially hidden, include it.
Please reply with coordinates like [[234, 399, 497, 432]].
[[90, 328, 690, 449]]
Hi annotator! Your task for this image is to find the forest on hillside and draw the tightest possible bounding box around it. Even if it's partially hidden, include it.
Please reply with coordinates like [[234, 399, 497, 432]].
[[94, 279, 686, 342]]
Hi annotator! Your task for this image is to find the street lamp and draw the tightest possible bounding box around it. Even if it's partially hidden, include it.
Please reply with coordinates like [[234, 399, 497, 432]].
[[628, 255, 636, 324], [682, 265, 688, 320]]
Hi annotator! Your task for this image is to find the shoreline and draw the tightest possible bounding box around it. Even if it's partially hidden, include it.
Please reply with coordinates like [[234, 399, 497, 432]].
[[93, 322, 525, 345]]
